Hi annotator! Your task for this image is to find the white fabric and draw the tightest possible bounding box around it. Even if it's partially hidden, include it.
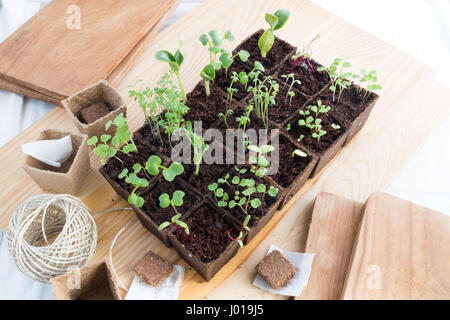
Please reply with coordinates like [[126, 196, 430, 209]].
[[1, 0, 450, 299], [22, 135, 72, 167]]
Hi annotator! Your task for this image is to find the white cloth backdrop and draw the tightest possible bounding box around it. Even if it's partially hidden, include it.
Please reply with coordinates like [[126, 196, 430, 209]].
[[0, 0, 449, 299]]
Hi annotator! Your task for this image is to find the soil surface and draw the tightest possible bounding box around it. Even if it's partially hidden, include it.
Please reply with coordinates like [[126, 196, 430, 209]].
[[286, 106, 346, 154], [175, 203, 239, 264], [142, 175, 201, 225], [133, 123, 177, 159], [233, 30, 295, 73], [214, 63, 250, 101], [271, 86, 308, 124], [268, 134, 313, 188], [277, 58, 330, 96], [181, 163, 233, 196], [78, 101, 111, 124], [316, 84, 377, 122], [213, 167, 279, 227]]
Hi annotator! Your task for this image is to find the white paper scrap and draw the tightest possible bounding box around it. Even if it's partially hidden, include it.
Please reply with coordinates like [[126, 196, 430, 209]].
[[125, 264, 185, 300], [22, 135, 73, 168], [253, 245, 315, 297]]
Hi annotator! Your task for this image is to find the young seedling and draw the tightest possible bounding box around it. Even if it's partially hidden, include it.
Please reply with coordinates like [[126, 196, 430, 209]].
[[199, 30, 249, 96], [155, 40, 186, 101], [247, 71, 279, 131], [318, 58, 358, 103], [331, 123, 341, 130], [358, 69, 382, 101], [281, 73, 301, 105], [184, 121, 209, 176], [258, 9, 290, 58], [157, 191, 190, 241], [296, 100, 331, 142], [292, 149, 307, 158], [218, 71, 239, 128], [118, 164, 149, 208], [290, 34, 320, 72], [145, 155, 184, 182], [248, 144, 274, 178], [87, 113, 137, 165]]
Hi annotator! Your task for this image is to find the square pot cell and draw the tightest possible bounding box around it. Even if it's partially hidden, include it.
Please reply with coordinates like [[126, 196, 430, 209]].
[[185, 81, 227, 125], [23, 129, 90, 195], [233, 29, 296, 74], [284, 106, 349, 177], [168, 201, 242, 281], [51, 261, 122, 300], [62, 80, 127, 138], [214, 62, 251, 102], [270, 85, 309, 126], [314, 84, 379, 144]]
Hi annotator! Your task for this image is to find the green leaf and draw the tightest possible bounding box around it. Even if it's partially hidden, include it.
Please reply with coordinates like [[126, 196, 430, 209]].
[[200, 64, 215, 81], [239, 71, 248, 85], [100, 134, 111, 143], [238, 50, 250, 62], [219, 53, 233, 69], [218, 201, 228, 207], [254, 61, 265, 72], [162, 169, 175, 182], [171, 213, 182, 223], [257, 184, 266, 193], [208, 30, 222, 46], [155, 50, 175, 63], [232, 176, 240, 185], [251, 198, 261, 209], [229, 200, 237, 209], [258, 30, 274, 58], [268, 186, 279, 197], [215, 188, 224, 197], [169, 162, 184, 176], [208, 183, 218, 191], [273, 9, 290, 30], [259, 145, 274, 154], [174, 49, 184, 66], [135, 196, 144, 208], [118, 169, 128, 179], [158, 221, 171, 231], [199, 34, 209, 46], [172, 190, 185, 207], [176, 220, 189, 234], [159, 193, 171, 209], [224, 30, 234, 41], [265, 13, 279, 30], [87, 136, 98, 146]]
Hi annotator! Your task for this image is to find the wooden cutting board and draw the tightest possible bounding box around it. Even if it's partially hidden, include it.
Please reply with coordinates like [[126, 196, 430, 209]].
[[296, 193, 364, 300], [1, 0, 450, 299], [342, 192, 450, 299], [0, 0, 178, 101]]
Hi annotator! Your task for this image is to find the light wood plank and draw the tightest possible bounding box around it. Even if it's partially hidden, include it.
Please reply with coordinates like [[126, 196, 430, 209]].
[[295, 193, 364, 300], [342, 192, 450, 300], [0, 0, 449, 299]]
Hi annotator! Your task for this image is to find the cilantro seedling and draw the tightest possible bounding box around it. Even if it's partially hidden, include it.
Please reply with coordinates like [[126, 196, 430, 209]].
[[155, 40, 186, 101], [157, 191, 190, 241], [248, 144, 274, 178], [87, 113, 136, 165], [290, 34, 320, 72], [281, 73, 301, 105], [358, 69, 382, 101], [296, 100, 331, 142], [118, 164, 149, 208], [184, 121, 209, 176], [318, 58, 358, 103], [258, 9, 290, 58]]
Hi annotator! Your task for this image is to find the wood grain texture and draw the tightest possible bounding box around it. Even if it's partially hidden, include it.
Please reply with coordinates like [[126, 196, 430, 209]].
[[0, 0, 177, 99], [0, 0, 450, 299], [342, 192, 450, 300], [295, 193, 364, 300]]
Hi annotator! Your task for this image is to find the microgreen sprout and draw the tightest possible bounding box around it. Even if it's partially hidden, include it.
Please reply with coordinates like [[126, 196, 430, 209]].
[[292, 149, 307, 158], [199, 30, 248, 96], [184, 121, 209, 176], [258, 9, 290, 58], [118, 164, 149, 208], [145, 155, 184, 182], [248, 144, 274, 178], [248, 71, 279, 131], [296, 100, 331, 142], [358, 69, 382, 101], [155, 40, 186, 100], [318, 58, 358, 103], [281, 73, 301, 105], [87, 113, 136, 165], [291, 34, 320, 72], [158, 191, 190, 240], [331, 123, 341, 130]]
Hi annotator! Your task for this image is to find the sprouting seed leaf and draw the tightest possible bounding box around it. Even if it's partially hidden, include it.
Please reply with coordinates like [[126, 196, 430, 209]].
[[87, 136, 98, 146], [159, 193, 171, 209], [118, 169, 128, 179], [238, 50, 250, 62], [273, 9, 290, 30], [265, 13, 279, 30], [258, 30, 274, 58], [199, 34, 209, 46], [268, 186, 279, 197], [224, 30, 234, 41], [158, 221, 171, 231], [200, 64, 215, 81], [172, 190, 185, 207], [257, 184, 266, 193], [208, 183, 218, 191], [254, 61, 265, 72], [251, 198, 262, 209]]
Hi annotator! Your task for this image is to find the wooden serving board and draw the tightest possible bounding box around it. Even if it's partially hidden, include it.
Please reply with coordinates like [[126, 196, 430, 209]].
[[0, 0, 179, 101], [296, 193, 364, 300], [1, 0, 450, 300], [342, 192, 450, 300]]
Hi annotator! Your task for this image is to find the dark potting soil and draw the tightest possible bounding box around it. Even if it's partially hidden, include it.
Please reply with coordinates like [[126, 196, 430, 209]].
[[133, 123, 178, 159], [215, 168, 279, 227], [271, 86, 308, 124], [142, 175, 201, 225], [214, 63, 250, 101], [233, 30, 295, 73], [316, 84, 377, 122], [103, 144, 153, 194], [286, 107, 346, 154], [181, 163, 233, 196], [277, 58, 330, 97], [79, 101, 111, 124], [268, 134, 313, 188], [175, 203, 239, 264]]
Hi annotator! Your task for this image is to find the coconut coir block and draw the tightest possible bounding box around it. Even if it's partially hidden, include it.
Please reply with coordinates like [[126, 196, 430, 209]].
[[256, 249, 296, 289], [133, 251, 173, 287]]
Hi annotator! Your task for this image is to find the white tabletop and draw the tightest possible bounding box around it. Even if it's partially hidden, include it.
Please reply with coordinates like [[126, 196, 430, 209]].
[[0, 0, 449, 299]]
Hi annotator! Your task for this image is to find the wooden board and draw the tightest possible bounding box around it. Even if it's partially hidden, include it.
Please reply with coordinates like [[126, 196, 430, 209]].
[[295, 193, 364, 300], [342, 192, 450, 300], [1, 0, 450, 300], [0, 0, 178, 100]]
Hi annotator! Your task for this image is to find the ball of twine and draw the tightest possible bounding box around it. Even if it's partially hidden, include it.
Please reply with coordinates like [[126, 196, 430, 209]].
[[6, 194, 97, 284]]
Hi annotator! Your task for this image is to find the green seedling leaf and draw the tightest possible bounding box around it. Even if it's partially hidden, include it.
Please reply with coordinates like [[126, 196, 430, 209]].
[[208, 30, 222, 46], [265, 13, 279, 30], [257, 184, 266, 193], [159, 193, 171, 209], [273, 9, 290, 30], [238, 50, 250, 62], [118, 169, 128, 179], [199, 34, 209, 46], [258, 30, 274, 58], [268, 186, 279, 197], [172, 190, 185, 207], [87, 136, 98, 146], [158, 221, 171, 231], [171, 213, 182, 223], [200, 63, 215, 81], [224, 30, 234, 41], [251, 198, 262, 209], [208, 183, 218, 191]]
